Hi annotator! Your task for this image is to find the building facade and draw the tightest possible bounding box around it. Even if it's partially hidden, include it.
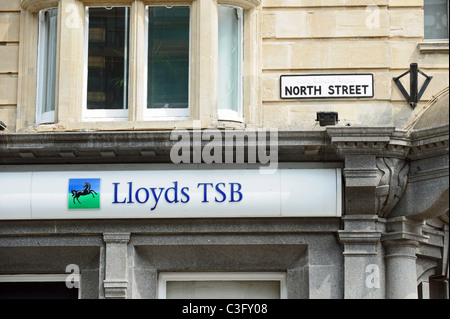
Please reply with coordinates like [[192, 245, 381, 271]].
[[0, 0, 448, 299]]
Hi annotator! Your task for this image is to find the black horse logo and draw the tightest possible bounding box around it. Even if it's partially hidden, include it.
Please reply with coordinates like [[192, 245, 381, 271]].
[[71, 182, 97, 204]]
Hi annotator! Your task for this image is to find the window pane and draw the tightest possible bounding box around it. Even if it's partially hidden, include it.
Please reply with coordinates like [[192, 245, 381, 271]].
[[218, 6, 242, 113], [87, 7, 130, 110], [166, 281, 281, 299], [37, 8, 57, 121], [0, 282, 78, 299], [424, 0, 449, 39], [147, 6, 190, 109]]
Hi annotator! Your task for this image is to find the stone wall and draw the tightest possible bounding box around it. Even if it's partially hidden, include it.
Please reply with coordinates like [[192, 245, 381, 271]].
[[0, 0, 448, 132], [0, 0, 20, 132], [261, 0, 449, 130]]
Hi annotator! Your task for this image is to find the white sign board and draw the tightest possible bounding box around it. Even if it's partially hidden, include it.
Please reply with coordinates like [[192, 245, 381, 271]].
[[0, 166, 342, 219], [280, 74, 374, 99]]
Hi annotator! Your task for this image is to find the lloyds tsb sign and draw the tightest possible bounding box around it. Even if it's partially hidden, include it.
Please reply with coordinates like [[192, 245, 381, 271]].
[[0, 165, 342, 219]]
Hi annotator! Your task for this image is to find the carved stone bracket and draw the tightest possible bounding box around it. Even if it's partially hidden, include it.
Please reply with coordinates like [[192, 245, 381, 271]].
[[328, 126, 448, 220], [327, 127, 395, 215], [375, 158, 409, 218]]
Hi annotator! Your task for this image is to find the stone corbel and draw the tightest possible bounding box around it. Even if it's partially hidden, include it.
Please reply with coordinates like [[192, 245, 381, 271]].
[[375, 131, 410, 218], [375, 157, 409, 218], [328, 127, 412, 218], [327, 127, 395, 215]]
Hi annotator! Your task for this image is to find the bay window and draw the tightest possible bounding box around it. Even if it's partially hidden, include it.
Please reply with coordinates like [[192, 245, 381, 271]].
[[23, 0, 262, 129]]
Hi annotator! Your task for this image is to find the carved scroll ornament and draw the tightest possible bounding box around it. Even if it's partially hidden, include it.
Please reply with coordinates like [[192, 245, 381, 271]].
[[375, 157, 409, 218]]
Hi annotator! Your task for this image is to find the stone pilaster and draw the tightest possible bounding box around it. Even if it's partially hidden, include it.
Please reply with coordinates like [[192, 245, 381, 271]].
[[381, 217, 428, 299], [103, 233, 131, 299], [338, 215, 385, 298]]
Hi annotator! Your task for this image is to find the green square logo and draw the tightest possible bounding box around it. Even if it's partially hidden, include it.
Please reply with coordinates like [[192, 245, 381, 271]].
[[68, 178, 100, 210]]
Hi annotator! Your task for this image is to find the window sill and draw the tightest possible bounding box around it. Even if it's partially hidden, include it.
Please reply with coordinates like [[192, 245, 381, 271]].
[[418, 41, 449, 54], [218, 109, 243, 123], [32, 120, 205, 132]]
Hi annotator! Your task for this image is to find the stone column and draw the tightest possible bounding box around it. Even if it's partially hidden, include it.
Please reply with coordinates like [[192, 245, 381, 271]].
[[338, 215, 384, 298], [382, 217, 428, 299], [103, 233, 131, 299]]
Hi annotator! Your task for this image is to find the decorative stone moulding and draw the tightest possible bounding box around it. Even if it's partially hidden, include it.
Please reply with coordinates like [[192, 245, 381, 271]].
[[218, 0, 261, 9], [141, 0, 192, 5], [328, 125, 449, 219], [81, 0, 135, 5], [375, 157, 409, 218], [380, 130, 410, 159], [21, 0, 262, 11], [409, 126, 450, 161], [327, 127, 395, 156], [21, 0, 58, 12], [418, 41, 449, 54], [439, 211, 449, 224]]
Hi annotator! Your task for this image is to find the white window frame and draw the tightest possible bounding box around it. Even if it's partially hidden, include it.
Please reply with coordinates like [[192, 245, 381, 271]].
[[158, 272, 287, 299], [144, 5, 191, 121], [0, 274, 80, 299], [83, 6, 131, 122], [217, 5, 243, 123], [36, 7, 58, 124]]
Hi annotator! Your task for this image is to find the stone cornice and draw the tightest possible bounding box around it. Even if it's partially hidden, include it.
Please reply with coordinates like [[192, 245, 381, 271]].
[[380, 129, 410, 159], [327, 125, 449, 161], [408, 125, 449, 160], [0, 218, 341, 236], [327, 127, 395, 157], [1, 125, 447, 164], [0, 130, 338, 164], [327, 127, 396, 142]]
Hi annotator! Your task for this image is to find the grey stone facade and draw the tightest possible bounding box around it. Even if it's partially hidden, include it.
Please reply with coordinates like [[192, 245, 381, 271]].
[[0, 121, 448, 299], [0, 95, 448, 299]]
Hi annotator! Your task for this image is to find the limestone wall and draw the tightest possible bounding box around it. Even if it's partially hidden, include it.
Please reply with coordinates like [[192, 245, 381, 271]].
[[0, 0, 448, 132], [262, 0, 449, 129], [0, 0, 20, 132]]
